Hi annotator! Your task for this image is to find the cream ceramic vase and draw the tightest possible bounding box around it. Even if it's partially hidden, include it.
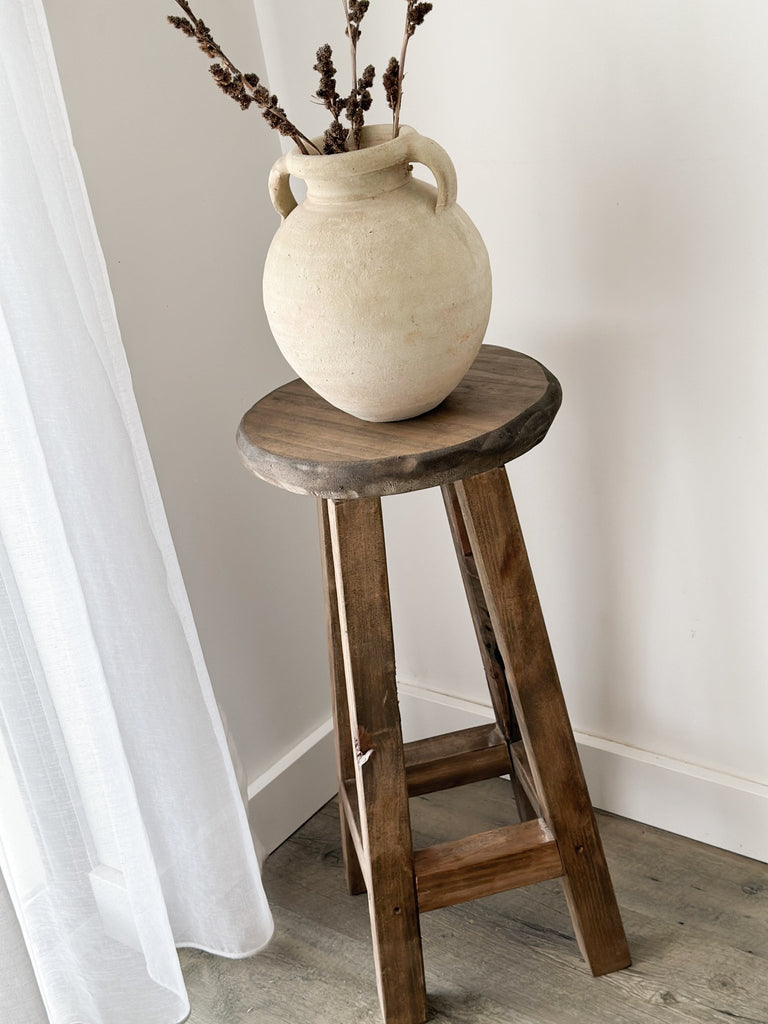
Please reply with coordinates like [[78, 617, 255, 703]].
[[262, 125, 492, 422]]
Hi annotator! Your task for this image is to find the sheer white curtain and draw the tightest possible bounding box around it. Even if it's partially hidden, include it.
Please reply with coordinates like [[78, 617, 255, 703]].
[[0, 1, 273, 1022]]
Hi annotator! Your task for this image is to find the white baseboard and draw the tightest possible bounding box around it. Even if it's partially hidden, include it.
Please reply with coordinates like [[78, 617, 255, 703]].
[[247, 718, 337, 856], [248, 684, 768, 863], [577, 734, 768, 862], [397, 682, 768, 863]]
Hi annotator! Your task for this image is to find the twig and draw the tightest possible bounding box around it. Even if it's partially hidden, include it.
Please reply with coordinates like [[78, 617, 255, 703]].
[[392, 0, 432, 138], [167, 0, 434, 155], [342, 0, 358, 98], [314, 44, 347, 153], [341, 1, 371, 150], [168, 0, 320, 155]]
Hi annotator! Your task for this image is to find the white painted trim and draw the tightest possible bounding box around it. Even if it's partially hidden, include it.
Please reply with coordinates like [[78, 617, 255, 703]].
[[247, 684, 768, 863], [397, 682, 768, 863], [577, 735, 768, 862], [247, 718, 337, 856]]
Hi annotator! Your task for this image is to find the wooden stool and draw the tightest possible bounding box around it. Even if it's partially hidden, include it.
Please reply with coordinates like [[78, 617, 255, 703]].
[[238, 345, 631, 1024]]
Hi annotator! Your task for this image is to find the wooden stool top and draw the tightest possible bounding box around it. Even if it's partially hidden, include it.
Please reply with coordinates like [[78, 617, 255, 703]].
[[237, 345, 561, 499]]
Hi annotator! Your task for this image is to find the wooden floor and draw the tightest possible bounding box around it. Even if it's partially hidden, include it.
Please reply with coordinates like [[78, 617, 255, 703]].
[[181, 779, 768, 1023]]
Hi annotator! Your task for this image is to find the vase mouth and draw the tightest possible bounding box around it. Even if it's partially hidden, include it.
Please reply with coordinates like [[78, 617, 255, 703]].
[[285, 124, 416, 179]]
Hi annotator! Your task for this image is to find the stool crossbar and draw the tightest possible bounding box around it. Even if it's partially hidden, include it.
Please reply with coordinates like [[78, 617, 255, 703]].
[[238, 345, 631, 1024]]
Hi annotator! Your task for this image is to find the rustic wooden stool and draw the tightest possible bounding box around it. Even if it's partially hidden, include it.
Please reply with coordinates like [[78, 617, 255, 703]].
[[237, 345, 631, 1024]]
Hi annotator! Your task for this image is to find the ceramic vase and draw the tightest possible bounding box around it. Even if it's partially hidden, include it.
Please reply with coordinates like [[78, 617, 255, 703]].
[[262, 125, 492, 422]]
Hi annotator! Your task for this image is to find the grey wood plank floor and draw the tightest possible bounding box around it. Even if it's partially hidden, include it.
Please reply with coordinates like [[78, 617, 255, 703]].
[[181, 779, 768, 1023]]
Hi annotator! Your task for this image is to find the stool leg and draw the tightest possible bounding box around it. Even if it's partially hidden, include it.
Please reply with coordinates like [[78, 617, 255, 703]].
[[454, 468, 631, 977], [318, 498, 366, 896], [327, 497, 428, 1024], [442, 481, 538, 822]]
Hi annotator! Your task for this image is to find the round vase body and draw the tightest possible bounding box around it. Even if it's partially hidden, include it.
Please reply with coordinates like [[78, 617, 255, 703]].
[[262, 126, 492, 422]]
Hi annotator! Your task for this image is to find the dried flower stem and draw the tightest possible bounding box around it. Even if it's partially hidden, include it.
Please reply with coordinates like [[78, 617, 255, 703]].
[[392, 32, 408, 139], [167, 0, 433, 155], [341, 1, 371, 150], [342, 0, 358, 97], [392, 0, 433, 138], [347, 64, 375, 150], [169, 0, 320, 154], [314, 44, 348, 153]]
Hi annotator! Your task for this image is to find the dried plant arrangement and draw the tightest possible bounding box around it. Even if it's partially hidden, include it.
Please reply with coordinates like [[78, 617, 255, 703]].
[[167, 0, 433, 155]]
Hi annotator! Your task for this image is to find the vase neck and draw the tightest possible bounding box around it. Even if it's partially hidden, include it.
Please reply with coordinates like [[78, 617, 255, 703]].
[[302, 162, 411, 205]]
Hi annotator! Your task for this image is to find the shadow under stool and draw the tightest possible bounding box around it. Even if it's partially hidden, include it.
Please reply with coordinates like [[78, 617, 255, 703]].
[[237, 344, 631, 1024]]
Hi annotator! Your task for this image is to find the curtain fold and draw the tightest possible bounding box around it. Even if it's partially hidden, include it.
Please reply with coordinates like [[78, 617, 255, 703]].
[[0, 2, 273, 1021]]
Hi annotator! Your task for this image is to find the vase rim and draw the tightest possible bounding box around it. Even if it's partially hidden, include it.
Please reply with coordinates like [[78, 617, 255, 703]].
[[284, 124, 418, 179]]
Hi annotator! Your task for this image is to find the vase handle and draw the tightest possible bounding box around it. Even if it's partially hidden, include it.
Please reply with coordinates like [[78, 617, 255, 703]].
[[404, 134, 458, 214], [268, 154, 298, 220]]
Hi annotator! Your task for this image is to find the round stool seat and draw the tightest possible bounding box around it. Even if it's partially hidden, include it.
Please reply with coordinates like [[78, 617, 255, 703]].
[[237, 345, 561, 499]]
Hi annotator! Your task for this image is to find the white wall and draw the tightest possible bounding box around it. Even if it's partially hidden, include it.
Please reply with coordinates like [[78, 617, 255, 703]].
[[46, 0, 768, 859], [257, 0, 768, 859]]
